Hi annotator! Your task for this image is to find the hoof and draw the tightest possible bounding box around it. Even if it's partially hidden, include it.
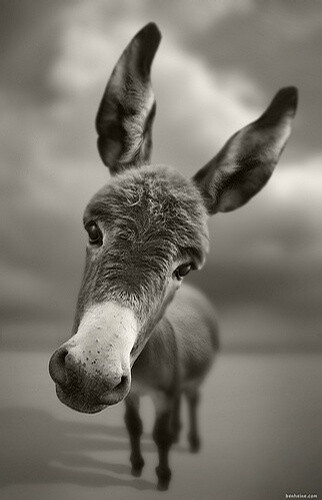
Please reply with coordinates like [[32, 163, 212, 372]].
[[157, 479, 170, 491], [131, 466, 143, 477], [189, 435, 200, 453], [190, 442, 200, 453], [156, 466, 171, 491], [131, 456, 144, 477]]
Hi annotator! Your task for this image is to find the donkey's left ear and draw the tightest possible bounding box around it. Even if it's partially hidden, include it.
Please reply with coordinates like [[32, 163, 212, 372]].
[[96, 23, 161, 175], [193, 87, 298, 214]]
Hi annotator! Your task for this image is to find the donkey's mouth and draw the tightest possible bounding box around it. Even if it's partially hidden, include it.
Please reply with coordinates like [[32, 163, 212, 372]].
[[55, 385, 108, 414], [55, 384, 126, 414]]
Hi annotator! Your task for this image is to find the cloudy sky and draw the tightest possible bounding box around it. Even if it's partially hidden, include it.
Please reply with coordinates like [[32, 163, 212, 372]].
[[1, 0, 321, 350]]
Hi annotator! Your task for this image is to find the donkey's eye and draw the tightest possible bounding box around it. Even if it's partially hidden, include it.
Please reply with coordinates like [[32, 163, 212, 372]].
[[85, 222, 102, 245], [174, 263, 192, 280]]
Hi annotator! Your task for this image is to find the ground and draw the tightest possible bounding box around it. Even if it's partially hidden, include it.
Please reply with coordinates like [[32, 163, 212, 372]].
[[1, 351, 321, 500]]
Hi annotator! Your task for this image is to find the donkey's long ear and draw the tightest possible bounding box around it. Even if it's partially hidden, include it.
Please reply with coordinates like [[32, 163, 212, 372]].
[[193, 87, 298, 214], [96, 23, 161, 175]]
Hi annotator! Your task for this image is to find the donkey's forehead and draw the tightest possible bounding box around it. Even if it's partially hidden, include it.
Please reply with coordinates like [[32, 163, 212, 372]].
[[85, 165, 209, 261]]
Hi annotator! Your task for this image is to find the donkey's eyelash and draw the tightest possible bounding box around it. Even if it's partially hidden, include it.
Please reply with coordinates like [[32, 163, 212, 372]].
[[173, 262, 194, 280], [177, 248, 201, 270]]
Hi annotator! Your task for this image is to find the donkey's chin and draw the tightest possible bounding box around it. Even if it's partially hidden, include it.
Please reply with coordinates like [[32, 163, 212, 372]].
[[55, 385, 125, 414]]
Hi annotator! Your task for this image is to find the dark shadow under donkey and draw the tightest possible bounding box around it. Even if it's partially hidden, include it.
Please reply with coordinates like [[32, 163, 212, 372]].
[[49, 23, 297, 490]]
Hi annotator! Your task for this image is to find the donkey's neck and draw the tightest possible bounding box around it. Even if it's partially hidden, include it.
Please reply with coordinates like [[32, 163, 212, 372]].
[[131, 316, 179, 395]]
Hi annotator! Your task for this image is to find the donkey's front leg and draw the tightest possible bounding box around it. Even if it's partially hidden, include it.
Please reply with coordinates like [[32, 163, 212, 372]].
[[124, 393, 144, 477], [152, 394, 175, 491]]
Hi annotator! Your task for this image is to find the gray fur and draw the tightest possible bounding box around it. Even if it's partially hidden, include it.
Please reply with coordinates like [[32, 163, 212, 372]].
[[75, 165, 209, 357]]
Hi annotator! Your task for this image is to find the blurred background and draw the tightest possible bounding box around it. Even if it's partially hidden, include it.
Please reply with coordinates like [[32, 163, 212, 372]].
[[1, 1, 321, 499], [1, 0, 322, 352]]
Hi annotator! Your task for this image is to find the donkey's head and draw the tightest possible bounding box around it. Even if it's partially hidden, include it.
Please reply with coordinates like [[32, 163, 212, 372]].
[[49, 23, 297, 413]]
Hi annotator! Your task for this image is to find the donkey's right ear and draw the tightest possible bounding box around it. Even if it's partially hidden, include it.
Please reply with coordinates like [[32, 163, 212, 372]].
[[96, 23, 161, 175]]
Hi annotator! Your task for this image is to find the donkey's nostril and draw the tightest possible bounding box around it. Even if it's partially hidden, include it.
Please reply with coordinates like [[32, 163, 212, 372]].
[[114, 375, 128, 392], [99, 374, 130, 405], [49, 347, 69, 387]]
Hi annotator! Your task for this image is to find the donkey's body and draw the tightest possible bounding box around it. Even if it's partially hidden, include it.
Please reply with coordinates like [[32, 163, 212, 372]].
[[127, 283, 218, 484], [49, 23, 297, 490]]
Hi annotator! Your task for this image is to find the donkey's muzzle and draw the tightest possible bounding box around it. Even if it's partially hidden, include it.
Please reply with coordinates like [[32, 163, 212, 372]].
[[49, 346, 131, 413]]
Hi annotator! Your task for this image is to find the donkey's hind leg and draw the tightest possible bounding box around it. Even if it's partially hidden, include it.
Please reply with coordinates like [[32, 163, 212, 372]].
[[171, 394, 181, 443], [185, 386, 201, 453], [124, 393, 144, 477]]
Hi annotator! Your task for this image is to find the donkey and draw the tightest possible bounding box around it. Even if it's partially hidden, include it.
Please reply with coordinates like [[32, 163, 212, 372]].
[[49, 23, 297, 490]]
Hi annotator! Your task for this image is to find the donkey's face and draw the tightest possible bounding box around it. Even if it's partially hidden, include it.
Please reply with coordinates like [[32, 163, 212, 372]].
[[80, 167, 208, 332], [49, 23, 297, 413]]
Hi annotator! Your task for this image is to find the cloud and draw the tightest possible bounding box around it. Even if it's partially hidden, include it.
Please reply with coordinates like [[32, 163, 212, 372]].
[[208, 158, 322, 265], [145, 0, 254, 32], [188, 0, 322, 158], [0, 0, 70, 103], [0, 1, 321, 353], [49, 1, 261, 174]]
